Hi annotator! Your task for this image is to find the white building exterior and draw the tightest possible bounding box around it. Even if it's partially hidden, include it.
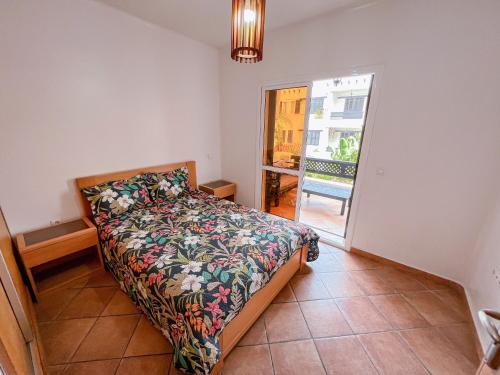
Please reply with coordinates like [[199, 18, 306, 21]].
[[306, 74, 372, 159]]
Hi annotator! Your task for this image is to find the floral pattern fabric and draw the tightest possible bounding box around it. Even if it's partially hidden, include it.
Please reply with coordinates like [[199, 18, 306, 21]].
[[143, 166, 192, 204], [94, 190, 319, 374], [81, 175, 152, 220]]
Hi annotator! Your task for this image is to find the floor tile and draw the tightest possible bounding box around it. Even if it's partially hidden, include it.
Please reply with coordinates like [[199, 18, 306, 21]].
[[372, 268, 426, 292], [318, 243, 343, 255], [300, 299, 352, 338], [290, 273, 330, 301], [332, 251, 381, 271], [438, 323, 480, 365], [86, 271, 117, 287], [70, 275, 91, 288], [47, 365, 66, 375], [222, 345, 273, 375], [101, 290, 138, 316], [308, 253, 344, 273], [315, 336, 377, 375], [63, 359, 120, 374], [402, 291, 465, 325], [58, 287, 116, 319], [336, 297, 392, 333], [264, 302, 310, 342], [415, 275, 453, 291], [400, 327, 476, 375], [36, 246, 481, 375], [116, 354, 172, 375], [369, 294, 429, 329], [72, 315, 140, 361], [270, 339, 326, 375], [358, 332, 428, 374], [35, 287, 80, 322], [124, 316, 173, 357], [349, 269, 397, 295], [237, 316, 267, 346], [319, 272, 365, 298], [432, 289, 470, 321], [39, 318, 95, 364], [273, 283, 296, 303]]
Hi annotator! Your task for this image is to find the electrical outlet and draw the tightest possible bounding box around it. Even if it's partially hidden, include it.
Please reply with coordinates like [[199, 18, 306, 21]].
[[50, 220, 61, 226]]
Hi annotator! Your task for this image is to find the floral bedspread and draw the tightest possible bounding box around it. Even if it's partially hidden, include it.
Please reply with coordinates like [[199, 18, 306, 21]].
[[95, 190, 319, 374]]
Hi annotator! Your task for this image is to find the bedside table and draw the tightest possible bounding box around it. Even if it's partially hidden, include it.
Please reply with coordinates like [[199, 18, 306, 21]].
[[16, 217, 104, 300], [199, 180, 236, 202]]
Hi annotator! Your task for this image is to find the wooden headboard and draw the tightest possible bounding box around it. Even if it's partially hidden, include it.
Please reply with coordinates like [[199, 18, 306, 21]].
[[75, 160, 197, 219]]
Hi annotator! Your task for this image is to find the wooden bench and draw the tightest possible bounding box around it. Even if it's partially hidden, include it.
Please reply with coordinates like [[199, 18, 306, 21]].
[[303, 158, 357, 215]]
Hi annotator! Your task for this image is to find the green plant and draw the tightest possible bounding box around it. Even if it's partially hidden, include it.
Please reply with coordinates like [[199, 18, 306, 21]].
[[331, 134, 360, 163]]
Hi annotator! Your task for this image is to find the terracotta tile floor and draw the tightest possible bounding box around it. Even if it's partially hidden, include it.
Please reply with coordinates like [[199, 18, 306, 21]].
[[38, 242, 480, 375], [267, 188, 349, 238]]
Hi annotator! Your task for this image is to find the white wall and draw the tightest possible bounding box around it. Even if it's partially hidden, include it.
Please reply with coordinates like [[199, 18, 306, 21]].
[[219, 0, 500, 283], [467, 186, 500, 350], [0, 0, 221, 233]]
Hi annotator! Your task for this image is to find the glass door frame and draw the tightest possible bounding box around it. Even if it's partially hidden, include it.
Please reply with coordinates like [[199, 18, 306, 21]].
[[255, 81, 313, 222], [254, 68, 382, 251]]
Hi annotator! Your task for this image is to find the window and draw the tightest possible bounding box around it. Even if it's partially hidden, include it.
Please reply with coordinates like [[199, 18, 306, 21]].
[[307, 130, 321, 146], [279, 101, 286, 113], [310, 97, 325, 114], [344, 96, 365, 113], [287, 130, 293, 143], [295, 100, 301, 114], [328, 128, 336, 144], [331, 96, 366, 119]]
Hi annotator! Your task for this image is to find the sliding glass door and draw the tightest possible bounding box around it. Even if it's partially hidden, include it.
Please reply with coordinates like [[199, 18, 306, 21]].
[[298, 75, 373, 242], [258, 85, 311, 220], [257, 74, 374, 246]]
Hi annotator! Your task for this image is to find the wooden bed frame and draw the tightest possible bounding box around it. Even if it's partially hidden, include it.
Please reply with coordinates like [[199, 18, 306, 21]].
[[75, 160, 308, 374]]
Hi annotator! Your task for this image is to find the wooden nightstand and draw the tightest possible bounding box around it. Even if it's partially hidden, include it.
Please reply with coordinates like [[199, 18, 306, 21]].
[[16, 217, 104, 300], [199, 180, 236, 202]]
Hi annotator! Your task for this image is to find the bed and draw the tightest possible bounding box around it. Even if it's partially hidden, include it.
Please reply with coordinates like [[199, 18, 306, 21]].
[[75, 161, 319, 374]]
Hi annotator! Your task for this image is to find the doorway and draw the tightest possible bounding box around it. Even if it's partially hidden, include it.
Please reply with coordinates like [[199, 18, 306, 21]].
[[258, 84, 311, 220], [257, 74, 374, 246]]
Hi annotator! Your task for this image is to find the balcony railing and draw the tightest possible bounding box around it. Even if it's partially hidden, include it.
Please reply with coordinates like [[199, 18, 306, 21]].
[[330, 111, 363, 119], [305, 157, 357, 179]]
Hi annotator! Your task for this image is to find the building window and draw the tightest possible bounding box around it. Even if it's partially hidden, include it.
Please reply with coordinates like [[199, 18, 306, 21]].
[[343, 96, 365, 119], [287, 130, 293, 143], [331, 96, 366, 119], [279, 101, 286, 113], [344, 96, 365, 112], [307, 130, 321, 146], [328, 128, 336, 144], [310, 97, 325, 114], [295, 100, 301, 114]]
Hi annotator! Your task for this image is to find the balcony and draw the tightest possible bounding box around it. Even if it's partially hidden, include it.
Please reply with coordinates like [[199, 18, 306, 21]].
[[330, 111, 363, 119]]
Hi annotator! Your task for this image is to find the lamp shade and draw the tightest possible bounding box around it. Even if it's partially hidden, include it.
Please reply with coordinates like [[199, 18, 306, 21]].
[[231, 0, 266, 63]]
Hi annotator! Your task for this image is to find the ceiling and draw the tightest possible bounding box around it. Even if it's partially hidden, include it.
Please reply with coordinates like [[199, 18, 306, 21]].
[[94, 0, 371, 47]]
